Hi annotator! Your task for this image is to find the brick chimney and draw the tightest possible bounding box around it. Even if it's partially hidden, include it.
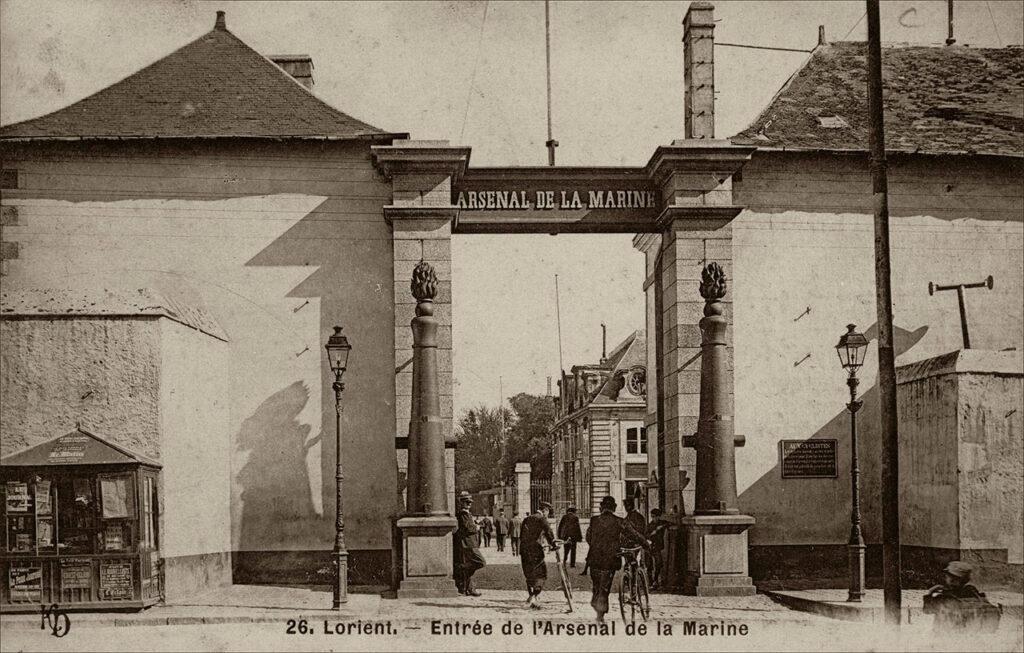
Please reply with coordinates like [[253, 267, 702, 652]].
[[270, 55, 314, 90], [683, 2, 715, 139]]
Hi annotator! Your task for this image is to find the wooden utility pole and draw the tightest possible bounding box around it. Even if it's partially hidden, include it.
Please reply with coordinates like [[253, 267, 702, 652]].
[[866, 0, 902, 625]]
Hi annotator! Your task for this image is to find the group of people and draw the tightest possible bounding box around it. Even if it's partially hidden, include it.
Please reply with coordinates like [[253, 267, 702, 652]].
[[472, 510, 523, 553], [453, 491, 667, 622]]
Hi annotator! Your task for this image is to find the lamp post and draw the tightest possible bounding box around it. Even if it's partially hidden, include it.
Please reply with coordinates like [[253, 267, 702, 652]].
[[325, 325, 352, 608], [836, 323, 868, 602]]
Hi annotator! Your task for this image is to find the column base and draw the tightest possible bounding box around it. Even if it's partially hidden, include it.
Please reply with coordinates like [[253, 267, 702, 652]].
[[394, 515, 460, 598], [680, 514, 756, 597]]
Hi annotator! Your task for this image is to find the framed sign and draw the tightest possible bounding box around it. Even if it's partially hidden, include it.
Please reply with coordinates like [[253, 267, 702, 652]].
[[9, 565, 42, 602], [60, 561, 93, 590], [780, 439, 838, 478], [99, 561, 133, 600]]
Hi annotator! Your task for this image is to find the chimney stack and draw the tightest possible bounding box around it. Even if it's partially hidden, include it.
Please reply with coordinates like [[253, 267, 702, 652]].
[[547, 376, 552, 397], [683, 2, 716, 139], [818, 25, 826, 46], [270, 55, 315, 90], [214, 10, 226, 31]]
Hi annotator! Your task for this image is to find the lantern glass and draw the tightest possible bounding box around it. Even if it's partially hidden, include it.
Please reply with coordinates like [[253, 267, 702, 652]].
[[325, 326, 352, 373], [835, 324, 868, 372]]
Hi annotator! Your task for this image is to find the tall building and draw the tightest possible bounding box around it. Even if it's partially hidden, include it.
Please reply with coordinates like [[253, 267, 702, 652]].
[[551, 331, 649, 516]]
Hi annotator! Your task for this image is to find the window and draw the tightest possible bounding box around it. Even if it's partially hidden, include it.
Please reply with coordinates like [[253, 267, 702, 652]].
[[626, 427, 648, 455], [141, 476, 157, 549]]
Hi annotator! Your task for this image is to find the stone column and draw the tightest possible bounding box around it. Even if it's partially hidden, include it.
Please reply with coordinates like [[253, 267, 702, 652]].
[[373, 140, 469, 598], [515, 462, 531, 516], [677, 262, 755, 596], [644, 141, 753, 591]]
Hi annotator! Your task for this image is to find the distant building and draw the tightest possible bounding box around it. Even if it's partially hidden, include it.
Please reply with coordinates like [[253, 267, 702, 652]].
[[551, 331, 648, 516]]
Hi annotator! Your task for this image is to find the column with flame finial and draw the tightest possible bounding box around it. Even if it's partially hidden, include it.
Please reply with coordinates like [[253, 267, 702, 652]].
[[395, 260, 459, 598], [678, 261, 756, 596]]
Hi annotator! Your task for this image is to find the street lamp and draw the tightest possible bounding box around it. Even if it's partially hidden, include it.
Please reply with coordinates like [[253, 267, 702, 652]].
[[325, 325, 352, 608], [836, 323, 868, 602]]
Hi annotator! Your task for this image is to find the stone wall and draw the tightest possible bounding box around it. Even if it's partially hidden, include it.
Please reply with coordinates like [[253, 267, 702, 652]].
[[0, 139, 400, 584], [159, 318, 233, 598], [730, 151, 1023, 554], [0, 317, 162, 459], [897, 350, 1023, 589]]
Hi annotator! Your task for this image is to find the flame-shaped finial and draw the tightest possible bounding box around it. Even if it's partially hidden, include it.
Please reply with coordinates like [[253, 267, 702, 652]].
[[411, 260, 438, 316], [699, 262, 727, 300]]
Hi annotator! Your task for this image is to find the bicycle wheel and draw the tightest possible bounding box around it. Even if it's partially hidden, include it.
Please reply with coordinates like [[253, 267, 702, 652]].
[[635, 567, 651, 621], [618, 571, 634, 623]]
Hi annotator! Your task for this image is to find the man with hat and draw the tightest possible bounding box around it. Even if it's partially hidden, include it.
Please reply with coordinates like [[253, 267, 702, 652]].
[[585, 495, 648, 623], [519, 501, 557, 609], [924, 561, 1001, 632], [453, 491, 485, 596], [557, 506, 583, 568]]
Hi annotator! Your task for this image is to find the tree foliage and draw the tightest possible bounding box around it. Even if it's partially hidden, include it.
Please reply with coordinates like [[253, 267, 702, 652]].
[[454, 393, 557, 493]]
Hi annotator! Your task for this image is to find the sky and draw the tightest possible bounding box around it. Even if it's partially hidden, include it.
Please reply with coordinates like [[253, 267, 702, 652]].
[[2, 0, 1022, 416]]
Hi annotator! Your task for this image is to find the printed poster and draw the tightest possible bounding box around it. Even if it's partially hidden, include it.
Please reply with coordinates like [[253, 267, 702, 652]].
[[104, 523, 125, 550], [9, 565, 42, 602], [36, 519, 54, 547], [101, 476, 131, 518], [5, 482, 29, 513], [35, 480, 52, 515], [99, 561, 133, 600]]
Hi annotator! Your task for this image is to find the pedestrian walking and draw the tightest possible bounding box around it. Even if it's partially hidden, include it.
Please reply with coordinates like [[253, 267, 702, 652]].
[[519, 501, 557, 609], [453, 491, 485, 596], [585, 495, 647, 623], [480, 514, 494, 547], [556, 506, 583, 568], [510, 513, 522, 555], [646, 508, 670, 589], [494, 509, 510, 552]]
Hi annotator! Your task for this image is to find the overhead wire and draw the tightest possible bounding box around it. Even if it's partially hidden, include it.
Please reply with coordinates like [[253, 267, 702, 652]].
[[459, 1, 490, 142]]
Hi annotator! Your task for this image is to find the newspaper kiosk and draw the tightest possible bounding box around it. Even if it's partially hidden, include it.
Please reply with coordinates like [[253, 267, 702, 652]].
[[1, 428, 162, 613]]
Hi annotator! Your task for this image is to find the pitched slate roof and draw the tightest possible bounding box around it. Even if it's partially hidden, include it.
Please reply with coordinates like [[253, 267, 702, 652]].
[[0, 13, 403, 142], [1, 427, 160, 467], [732, 42, 1024, 157]]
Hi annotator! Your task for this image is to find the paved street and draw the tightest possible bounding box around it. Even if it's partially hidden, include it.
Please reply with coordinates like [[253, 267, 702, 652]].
[[3, 580, 1022, 652]]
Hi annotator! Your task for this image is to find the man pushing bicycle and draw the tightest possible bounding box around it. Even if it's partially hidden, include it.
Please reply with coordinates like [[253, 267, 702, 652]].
[[584, 495, 649, 623]]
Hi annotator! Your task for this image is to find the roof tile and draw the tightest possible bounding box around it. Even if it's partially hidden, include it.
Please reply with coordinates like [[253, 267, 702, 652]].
[[732, 42, 1024, 157], [0, 21, 402, 141]]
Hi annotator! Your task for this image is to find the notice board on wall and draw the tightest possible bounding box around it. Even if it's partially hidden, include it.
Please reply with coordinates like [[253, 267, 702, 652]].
[[780, 439, 838, 478]]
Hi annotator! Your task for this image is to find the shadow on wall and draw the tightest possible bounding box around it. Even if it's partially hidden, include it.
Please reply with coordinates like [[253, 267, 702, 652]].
[[237, 381, 327, 551], [740, 323, 928, 586], [245, 194, 398, 553]]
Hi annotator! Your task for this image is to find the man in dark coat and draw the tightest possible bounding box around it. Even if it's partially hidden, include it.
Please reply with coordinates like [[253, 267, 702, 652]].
[[624, 499, 647, 538], [923, 561, 1000, 632], [646, 508, 670, 589], [453, 492, 485, 596], [480, 514, 493, 547], [557, 506, 584, 568], [494, 509, 510, 552], [586, 495, 647, 622], [509, 513, 523, 555], [519, 501, 557, 609]]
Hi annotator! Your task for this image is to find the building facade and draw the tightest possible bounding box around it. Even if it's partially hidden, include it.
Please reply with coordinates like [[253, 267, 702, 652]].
[[634, 39, 1023, 588], [0, 13, 412, 586], [551, 331, 648, 516]]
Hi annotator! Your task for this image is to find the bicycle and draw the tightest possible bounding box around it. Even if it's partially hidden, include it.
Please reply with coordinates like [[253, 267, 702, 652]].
[[617, 545, 650, 623]]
